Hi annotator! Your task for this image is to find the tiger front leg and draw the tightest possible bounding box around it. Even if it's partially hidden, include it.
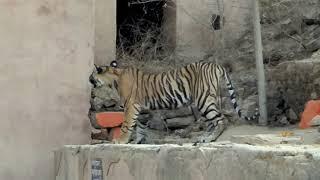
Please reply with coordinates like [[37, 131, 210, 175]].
[[112, 103, 141, 144]]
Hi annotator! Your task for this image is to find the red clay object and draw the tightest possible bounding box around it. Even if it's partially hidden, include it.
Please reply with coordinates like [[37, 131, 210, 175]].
[[109, 127, 122, 140], [299, 100, 320, 129], [95, 112, 124, 128]]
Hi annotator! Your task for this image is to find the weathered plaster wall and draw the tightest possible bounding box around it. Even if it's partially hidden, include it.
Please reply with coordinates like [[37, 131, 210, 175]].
[[174, 0, 251, 57], [0, 0, 94, 179], [175, 0, 215, 57], [95, 0, 116, 66], [93, 0, 250, 60]]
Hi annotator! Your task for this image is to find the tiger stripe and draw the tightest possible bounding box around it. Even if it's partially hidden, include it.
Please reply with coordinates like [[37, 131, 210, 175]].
[[93, 61, 259, 144]]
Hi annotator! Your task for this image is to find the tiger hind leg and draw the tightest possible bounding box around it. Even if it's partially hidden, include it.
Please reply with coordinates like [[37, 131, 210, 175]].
[[198, 119, 226, 143], [196, 97, 227, 143]]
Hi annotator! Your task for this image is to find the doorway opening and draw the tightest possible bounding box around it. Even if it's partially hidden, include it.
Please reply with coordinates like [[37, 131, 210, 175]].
[[116, 0, 174, 61]]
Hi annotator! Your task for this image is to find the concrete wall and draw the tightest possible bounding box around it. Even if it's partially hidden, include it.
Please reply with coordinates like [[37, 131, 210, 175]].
[[55, 143, 320, 180], [174, 0, 251, 57], [162, 0, 177, 51], [223, 0, 252, 45], [0, 0, 94, 179], [95, 0, 116, 66], [175, 0, 216, 57]]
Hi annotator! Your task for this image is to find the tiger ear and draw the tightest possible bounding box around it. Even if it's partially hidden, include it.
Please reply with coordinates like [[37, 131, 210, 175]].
[[94, 64, 104, 74], [110, 60, 118, 68]]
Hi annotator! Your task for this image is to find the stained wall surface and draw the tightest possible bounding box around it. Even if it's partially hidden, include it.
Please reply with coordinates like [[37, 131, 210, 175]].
[[95, 0, 116, 65], [0, 0, 94, 179], [175, 0, 251, 57]]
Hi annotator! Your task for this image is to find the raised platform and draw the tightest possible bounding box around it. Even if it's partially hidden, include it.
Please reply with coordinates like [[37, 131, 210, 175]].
[[54, 142, 320, 180]]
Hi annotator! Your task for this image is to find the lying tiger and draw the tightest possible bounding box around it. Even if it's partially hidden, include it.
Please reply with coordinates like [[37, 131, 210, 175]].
[[91, 61, 259, 144]]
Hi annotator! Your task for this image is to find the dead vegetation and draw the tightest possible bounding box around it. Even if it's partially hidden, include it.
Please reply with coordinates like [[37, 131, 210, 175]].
[[117, 20, 170, 62]]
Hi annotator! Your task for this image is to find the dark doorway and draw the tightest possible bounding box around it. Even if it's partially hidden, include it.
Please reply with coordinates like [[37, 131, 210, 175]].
[[116, 0, 166, 59]]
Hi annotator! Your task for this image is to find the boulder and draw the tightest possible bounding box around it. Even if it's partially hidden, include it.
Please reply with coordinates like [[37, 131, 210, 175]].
[[287, 108, 299, 122], [166, 116, 195, 129]]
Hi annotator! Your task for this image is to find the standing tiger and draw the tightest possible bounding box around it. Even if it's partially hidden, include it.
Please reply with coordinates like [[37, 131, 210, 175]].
[[91, 61, 259, 144]]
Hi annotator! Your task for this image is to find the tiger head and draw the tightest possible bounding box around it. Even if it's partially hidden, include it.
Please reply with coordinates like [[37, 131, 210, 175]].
[[90, 60, 122, 88], [90, 60, 133, 108]]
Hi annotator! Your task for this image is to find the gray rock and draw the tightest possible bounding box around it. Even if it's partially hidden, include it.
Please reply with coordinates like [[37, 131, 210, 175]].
[[147, 117, 166, 131], [267, 60, 320, 124], [166, 116, 195, 129], [311, 92, 318, 100], [311, 49, 320, 59], [279, 116, 290, 125], [287, 108, 298, 122], [241, 95, 258, 117], [91, 97, 104, 110]]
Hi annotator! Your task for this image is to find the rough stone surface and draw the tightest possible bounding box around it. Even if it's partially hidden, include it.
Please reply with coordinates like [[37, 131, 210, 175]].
[[90, 84, 121, 112], [311, 49, 320, 59], [260, 0, 320, 63], [267, 59, 320, 125], [55, 143, 320, 180], [279, 116, 290, 126], [288, 108, 299, 122], [166, 116, 195, 129], [230, 134, 303, 145]]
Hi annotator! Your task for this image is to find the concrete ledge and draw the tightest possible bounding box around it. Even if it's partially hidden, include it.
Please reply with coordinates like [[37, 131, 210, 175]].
[[54, 142, 320, 180], [230, 134, 303, 145]]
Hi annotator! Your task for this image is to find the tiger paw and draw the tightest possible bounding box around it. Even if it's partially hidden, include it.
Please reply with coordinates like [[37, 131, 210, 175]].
[[111, 139, 120, 144], [111, 138, 127, 144], [197, 132, 214, 143], [112, 137, 130, 144]]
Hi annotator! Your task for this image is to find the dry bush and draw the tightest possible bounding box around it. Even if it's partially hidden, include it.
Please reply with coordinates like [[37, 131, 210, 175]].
[[116, 18, 175, 62], [259, 0, 320, 63]]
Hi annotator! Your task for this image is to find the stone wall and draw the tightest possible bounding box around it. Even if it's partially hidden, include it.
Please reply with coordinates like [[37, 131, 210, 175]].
[[266, 59, 320, 125], [0, 0, 94, 179], [55, 143, 320, 180]]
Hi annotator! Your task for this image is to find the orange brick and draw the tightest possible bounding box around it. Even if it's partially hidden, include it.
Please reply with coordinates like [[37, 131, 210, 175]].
[[95, 112, 124, 128], [109, 127, 121, 140], [299, 100, 320, 129]]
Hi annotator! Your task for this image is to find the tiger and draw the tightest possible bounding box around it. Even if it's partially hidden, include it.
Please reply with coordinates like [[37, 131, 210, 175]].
[[91, 60, 259, 144]]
